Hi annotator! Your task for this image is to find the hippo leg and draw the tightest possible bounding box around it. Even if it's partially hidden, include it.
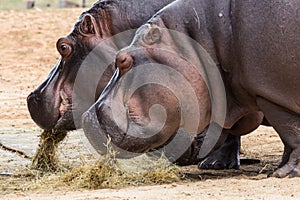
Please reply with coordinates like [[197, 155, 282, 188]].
[[198, 112, 263, 170], [198, 134, 240, 170], [279, 145, 292, 168], [257, 97, 300, 178]]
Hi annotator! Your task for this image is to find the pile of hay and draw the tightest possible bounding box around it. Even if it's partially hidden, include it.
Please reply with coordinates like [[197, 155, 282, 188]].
[[30, 132, 182, 189], [2, 135, 183, 192], [31, 130, 67, 172], [62, 147, 183, 189]]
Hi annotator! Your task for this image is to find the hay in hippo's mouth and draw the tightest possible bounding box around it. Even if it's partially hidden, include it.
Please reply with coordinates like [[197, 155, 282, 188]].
[[31, 129, 68, 172]]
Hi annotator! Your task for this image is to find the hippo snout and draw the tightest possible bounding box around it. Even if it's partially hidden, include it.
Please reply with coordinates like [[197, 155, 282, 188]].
[[27, 91, 55, 130], [27, 91, 41, 102], [82, 108, 115, 155]]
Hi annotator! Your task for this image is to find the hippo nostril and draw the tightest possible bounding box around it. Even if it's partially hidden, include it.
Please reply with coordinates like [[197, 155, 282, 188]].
[[120, 57, 127, 64], [116, 53, 133, 73], [27, 92, 41, 102]]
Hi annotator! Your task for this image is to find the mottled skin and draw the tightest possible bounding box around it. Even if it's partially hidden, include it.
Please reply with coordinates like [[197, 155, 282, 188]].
[[84, 0, 300, 177]]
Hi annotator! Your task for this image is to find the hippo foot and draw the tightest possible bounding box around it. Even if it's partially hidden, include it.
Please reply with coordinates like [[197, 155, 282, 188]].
[[270, 155, 300, 178], [198, 134, 240, 170], [257, 97, 300, 178], [270, 164, 300, 178], [269, 146, 300, 178]]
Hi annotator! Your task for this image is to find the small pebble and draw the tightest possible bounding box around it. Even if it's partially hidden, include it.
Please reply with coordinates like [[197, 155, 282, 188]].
[[0, 171, 13, 176]]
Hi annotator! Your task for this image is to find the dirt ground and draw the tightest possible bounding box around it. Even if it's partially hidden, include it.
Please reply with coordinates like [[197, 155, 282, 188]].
[[0, 8, 299, 200]]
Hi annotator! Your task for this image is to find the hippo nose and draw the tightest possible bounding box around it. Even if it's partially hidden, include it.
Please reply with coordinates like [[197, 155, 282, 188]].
[[27, 91, 41, 103], [115, 52, 133, 75]]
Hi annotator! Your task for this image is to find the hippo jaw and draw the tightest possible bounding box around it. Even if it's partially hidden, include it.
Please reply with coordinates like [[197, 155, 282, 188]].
[[81, 58, 209, 158], [26, 36, 89, 130], [26, 52, 110, 131]]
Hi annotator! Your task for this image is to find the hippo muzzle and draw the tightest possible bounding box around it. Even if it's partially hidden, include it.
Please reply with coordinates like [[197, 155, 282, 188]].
[[27, 58, 68, 130], [82, 67, 171, 157]]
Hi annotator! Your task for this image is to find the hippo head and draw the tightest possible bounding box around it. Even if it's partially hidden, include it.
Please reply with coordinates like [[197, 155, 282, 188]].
[[82, 21, 227, 159], [27, 2, 136, 130]]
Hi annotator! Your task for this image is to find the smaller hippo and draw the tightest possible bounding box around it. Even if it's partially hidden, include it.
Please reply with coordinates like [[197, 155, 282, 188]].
[[83, 0, 300, 177]]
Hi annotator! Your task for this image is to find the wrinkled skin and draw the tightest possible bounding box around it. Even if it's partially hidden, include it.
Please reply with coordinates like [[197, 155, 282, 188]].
[[27, 0, 175, 130], [84, 0, 300, 177]]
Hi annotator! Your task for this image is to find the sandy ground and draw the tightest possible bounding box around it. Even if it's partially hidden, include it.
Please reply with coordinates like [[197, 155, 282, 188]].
[[0, 8, 299, 200]]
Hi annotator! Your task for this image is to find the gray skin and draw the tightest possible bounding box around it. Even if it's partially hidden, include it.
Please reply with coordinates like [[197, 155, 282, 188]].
[[26, 0, 241, 168], [83, 0, 300, 177]]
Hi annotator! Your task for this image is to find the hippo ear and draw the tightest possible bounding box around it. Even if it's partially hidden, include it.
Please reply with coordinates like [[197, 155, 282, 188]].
[[143, 27, 162, 45], [79, 14, 101, 37]]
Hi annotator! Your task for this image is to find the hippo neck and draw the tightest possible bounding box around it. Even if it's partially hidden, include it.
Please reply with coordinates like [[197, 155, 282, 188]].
[[202, 0, 235, 73], [114, 0, 175, 32], [151, 0, 237, 128], [152, 0, 234, 73], [85, 0, 175, 37]]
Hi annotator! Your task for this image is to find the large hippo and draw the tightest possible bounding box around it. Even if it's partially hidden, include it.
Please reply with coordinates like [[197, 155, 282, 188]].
[[27, 0, 246, 169], [83, 0, 300, 177]]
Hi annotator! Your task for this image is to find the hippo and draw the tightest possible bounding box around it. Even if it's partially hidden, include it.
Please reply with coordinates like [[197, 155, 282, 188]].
[[27, 0, 175, 131], [27, 0, 247, 169], [83, 0, 300, 178]]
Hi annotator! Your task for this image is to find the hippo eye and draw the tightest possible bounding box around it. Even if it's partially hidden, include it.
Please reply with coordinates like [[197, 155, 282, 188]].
[[58, 43, 71, 56], [60, 44, 67, 52], [56, 38, 72, 57]]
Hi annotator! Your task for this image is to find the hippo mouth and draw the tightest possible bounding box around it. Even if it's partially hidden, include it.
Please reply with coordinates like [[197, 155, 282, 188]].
[[58, 90, 71, 118], [54, 90, 74, 130]]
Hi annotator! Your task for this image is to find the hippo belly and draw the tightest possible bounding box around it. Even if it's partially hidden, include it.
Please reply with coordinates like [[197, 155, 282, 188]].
[[230, 0, 300, 115]]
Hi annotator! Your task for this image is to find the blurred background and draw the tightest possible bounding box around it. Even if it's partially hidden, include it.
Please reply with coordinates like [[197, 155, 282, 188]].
[[0, 0, 96, 10]]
